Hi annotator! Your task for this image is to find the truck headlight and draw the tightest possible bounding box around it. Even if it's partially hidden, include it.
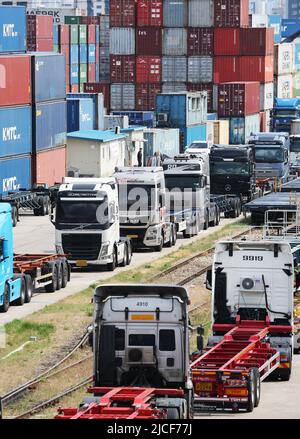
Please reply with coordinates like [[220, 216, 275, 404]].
[[101, 242, 110, 257], [148, 228, 158, 236]]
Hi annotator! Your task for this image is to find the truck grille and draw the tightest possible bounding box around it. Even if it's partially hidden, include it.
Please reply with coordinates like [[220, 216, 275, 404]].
[[62, 234, 102, 260]]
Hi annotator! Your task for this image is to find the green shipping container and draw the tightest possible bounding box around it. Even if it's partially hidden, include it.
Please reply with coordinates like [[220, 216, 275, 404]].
[[65, 16, 81, 25], [70, 25, 79, 44], [80, 84, 84, 92], [79, 25, 87, 44], [53, 44, 59, 53], [80, 64, 87, 83], [295, 71, 300, 98]]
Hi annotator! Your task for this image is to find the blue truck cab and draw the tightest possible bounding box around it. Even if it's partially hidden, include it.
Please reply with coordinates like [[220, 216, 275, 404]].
[[0, 203, 23, 312], [272, 98, 300, 133]]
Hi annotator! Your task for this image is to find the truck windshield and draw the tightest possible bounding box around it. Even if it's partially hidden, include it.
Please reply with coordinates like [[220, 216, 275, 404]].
[[56, 200, 108, 225], [255, 147, 284, 163], [291, 138, 300, 153], [165, 175, 201, 191], [210, 162, 250, 175], [274, 110, 298, 118], [188, 142, 208, 149], [118, 184, 156, 211]]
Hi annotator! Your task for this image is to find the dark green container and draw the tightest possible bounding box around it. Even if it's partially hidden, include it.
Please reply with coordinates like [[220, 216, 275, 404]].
[[79, 64, 87, 84], [65, 16, 81, 25], [70, 25, 79, 44], [79, 25, 87, 44]]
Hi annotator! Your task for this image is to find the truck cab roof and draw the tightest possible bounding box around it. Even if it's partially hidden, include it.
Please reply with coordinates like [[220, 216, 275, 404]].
[[210, 145, 253, 160], [275, 98, 300, 109], [114, 167, 165, 185]]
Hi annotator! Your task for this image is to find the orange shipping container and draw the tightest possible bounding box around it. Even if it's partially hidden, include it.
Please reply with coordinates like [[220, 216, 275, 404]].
[[33, 146, 66, 186]]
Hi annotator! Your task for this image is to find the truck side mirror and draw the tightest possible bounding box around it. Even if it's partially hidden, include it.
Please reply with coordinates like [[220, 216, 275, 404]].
[[196, 335, 203, 353], [206, 269, 212, 290]]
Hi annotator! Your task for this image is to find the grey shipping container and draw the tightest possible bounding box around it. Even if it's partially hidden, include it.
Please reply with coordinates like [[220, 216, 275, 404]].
[[188, 0, 214, 27], [144, 128, 180, 163], [162, 83, 187, 93], [163, 0, 188, 27], [163, 28, 187, 56], [110, 83, 135, 110], [222, 114, 260, 144], [188, 56, 213, 83], [110, 28, 135, 55], [162, 56, 187, 82]]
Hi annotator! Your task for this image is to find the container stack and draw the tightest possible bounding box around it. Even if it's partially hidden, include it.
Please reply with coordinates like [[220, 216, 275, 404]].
[[27, 15, 53, 52], [274, 43, 295, 99]]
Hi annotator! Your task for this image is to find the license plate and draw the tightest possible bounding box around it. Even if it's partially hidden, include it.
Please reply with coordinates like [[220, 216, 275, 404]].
[[127, 234, 138, 239], [196, 382, 213, 392], [76, 260, 88, 267]]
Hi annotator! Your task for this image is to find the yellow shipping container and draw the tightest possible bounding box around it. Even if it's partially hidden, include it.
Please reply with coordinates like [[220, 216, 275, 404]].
[[207, 120, 230, 145]]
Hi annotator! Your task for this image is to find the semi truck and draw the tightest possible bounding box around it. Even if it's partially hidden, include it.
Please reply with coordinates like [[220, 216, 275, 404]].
[[272, 98, 300, 133], [56, 284, 193, 419], [192, 240, 294, 412], [114, 167, 175, 251], [163, 154, 219, 236], [248, 132, 290, 188], [53, 178, 132, 271], [0, 203, 71, 313]]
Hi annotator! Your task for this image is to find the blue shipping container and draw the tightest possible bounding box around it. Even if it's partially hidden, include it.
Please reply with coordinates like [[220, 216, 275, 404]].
[[112, 111, 155, 128], [268, 15, 282, 44], [79, 44, 87, 64], [70, 44, 79, 64], [67, 93, 104, 130], [0, 6, 26, 53], [0, 154, 31, 195], [144, 128, 180, 163], [181, 124, 207, 151], [88, 44, 96, 63], [70, 64, 79, 85], [224, 115, 260, 145], [207, 113, 218, 121], [295, 44, 300, 69], [67, 98, 94, 132], [281, 19, 300, 38], [53, 25, 59, 45], [0, 106, 32, 158], [31, 53, 66, 103], [34, 100, 67, 151], [96, 63, 100, 81], [96, 26, 100, 44]]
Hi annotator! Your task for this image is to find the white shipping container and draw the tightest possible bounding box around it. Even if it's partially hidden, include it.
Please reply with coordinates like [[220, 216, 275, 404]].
[[188, 0, 214, 27], [110, 28, 135, 55], [265, 110, 271, 133], [162, 56, 187, 82], [110, 84, 135, 110], [291, 120, 300, 135], [104, 115, 129, 130], [144, 128, 180, 162], [163, 28, 187, 56], [207, 120, 229, 145], [274, 74, 294, 99], [188, 56, 213, 83], [274, 43, 294, 75], [260, 82, 274, 110], [249, 14, 269, 27], [163, 0, 188, 27]]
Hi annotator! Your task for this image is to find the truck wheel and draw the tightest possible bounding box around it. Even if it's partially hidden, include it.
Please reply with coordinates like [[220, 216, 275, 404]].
[[172, 226, 177, 246], [61, 261, 69, 288], [253, 368, 261, 407], [15, 277, 26, 306], [45, 262, 58, 293], [44, 196, 50, 215], [154, 235, 163, 252], [246, 369, 256, 412], [0, 285, 10, 313], [107, 248, 117, 271], [166, 228, 173, 247], [24, 274, 33, 303], [120, 245, 128, 267], [56, 262, 63, 291], [12, 206, 18, 227], [127, 243, 132, 265], [166, 408, 180, 419], [203, 212, 209, 230]]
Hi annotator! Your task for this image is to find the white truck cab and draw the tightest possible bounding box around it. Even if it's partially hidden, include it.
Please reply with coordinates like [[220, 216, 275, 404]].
[[54, 177, 131, 271]]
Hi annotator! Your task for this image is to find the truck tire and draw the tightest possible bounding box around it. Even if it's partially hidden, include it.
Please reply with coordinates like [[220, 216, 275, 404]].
[[253, 368, 261, 407], [24, 274, 33, 303], [120, 244, 128, 267], [56, 262, 63, 291], [166, 408, 180, 419], [246, 369, 256, 412], [12, 206, 18, 227], [172, 226, 177, 246], [0, 285, 10, 313], [107, 248, 117, 271], [154, 235, 163, 252], [44, 262, 58, 293], [127, 243, 132, 265], [61, 261, 69, 288], [203, 212, 209, 230], [44, 196, 50, 215], [15, 277, 26, 306]]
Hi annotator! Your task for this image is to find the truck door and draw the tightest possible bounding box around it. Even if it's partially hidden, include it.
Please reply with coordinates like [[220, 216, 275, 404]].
[[158, 326, 183, 383]]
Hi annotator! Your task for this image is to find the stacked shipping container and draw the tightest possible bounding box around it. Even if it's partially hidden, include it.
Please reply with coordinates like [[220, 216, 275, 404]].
[[27, 16, 53, 51], [274, 43, 295, 99]]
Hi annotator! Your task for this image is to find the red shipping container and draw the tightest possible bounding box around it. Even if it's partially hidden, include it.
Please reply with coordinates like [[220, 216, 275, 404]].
[[80, 16, 100, 25], [136, 27, 162, 56], [66, 64, 70, 87], [27, 16, 53, 39], [33, 147, 66, 186], [83, 82, 110, 110], [187, 83, 215, 113], [137, 0, 163, 27], [214, 0, 249, 28], [88, 64, 96, 82], [214, 28, 240, 55], [59, 24, 70, 45], [0, 55, 31, 106], [187, 28, 214, 56], [96, 45, 100, 63], [60, 44, 70, 66], [136, 56, 161, 83], [240, 28, 274, 56], [260, 111, 266, 132], [110, 0, 136, 27], [70, 84, 79, 93], [136, 83, 161, 110], [213, 56, 240, 84], [110, 55, 135, 83], [88, 25, 96, 44], [239, 55, 273, 82], [218, 82, 260, 116], [27, 39, 53, 52]]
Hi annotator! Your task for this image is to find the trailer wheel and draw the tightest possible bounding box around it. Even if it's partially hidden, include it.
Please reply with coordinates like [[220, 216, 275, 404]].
[[61, 261, 69, 288], [0, 285, 10, 313], [203, 212, 209, 230], [246, 369, 255, 412], [24, 274, 33, 303], [15, 277, 26, 306], [120, 244, 128, 267], [44, 262, 58, 293], [166, 408, 180, 419], [253, 368, 261, 407], [12, 206, 18, 227], [107, 248, 117, 271]]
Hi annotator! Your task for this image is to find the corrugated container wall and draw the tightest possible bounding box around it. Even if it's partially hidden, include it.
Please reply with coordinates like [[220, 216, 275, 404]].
[[207, 120, 230, 144], [239, 56, 274, 83], [0, 155, 31, 195], [136, 56, 161, 83], [100, 15, 110, 81], [187, 83, 218, 113], [110, 28, 135, 55], [27, 15, 53, 39], [34, 147, 66, 186], [274, 43, 294, 76], [240, 28, 274, 56], [188, 56, 213, 83], [33, 101, 67, 151], [213, 56, 240, 83], [67, 98, 94, 132], [144, 128, 180, 161], [225, 114, 260, 144], [0, 106, 32, 158], [187, 28, 214, 56], [162, 56, 187, 82], [110, 55, 136, 83], [218, 82, 260, 117], [110, 0, 136, 27], [295, 71, 300, 98], [214, 28, 240, 56], [163, 28, 187, 55], [110, 83, 135, 110], [260, 82, 274, 111], [214, 0, 249, 27], [249, 14, 268, 27], [137, 1, 163, 27], [180, 124, 207, 150], [162, 83, 187, 93], [0, 55, 31, 106], [31, 54, 66, 103], [136, 83, 161, 110], [0, 6, 26, 53], [188, 0, 214, 27], [136, 28, 162, 56], [268, 15, 281, 44], [163, 0, 188, 27], [112, 110, 155, 128], [274, 74, 294, 99], [83, 82, 110, 111]]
